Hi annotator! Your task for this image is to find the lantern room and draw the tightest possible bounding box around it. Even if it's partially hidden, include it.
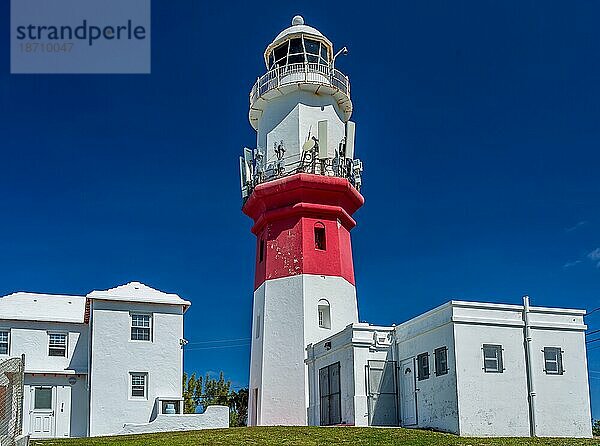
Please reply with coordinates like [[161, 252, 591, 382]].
[[264, 16, 332, 69]]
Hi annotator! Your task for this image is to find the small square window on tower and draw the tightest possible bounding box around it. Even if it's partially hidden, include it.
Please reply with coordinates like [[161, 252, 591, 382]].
[[259, 239, 265, 263], [314, 223, 326, 250]]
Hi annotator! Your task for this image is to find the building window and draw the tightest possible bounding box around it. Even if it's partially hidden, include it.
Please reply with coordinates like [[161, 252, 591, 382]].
[[543, 347, 564, 375], [314, 223, 326, 250], [48, 333, 67, 357], [483, 344, 503, 373], [259, 239, 265, 263], [0, 330, 9, 355], [417, 352, 429, 380], [131, 314, 151, 341], [319, 362, 341, 426], [255, 314, 261, 339], [130, 373, 148, 399], [435, 346, 448, 376]]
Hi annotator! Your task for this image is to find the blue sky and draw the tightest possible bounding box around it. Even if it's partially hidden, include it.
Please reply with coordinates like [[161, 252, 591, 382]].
[[2, 0, 600, 415]]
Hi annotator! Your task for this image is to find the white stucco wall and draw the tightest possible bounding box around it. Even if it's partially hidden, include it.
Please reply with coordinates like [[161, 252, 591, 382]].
[[249, 274, 358, 426], [0, 321, 88, 373], [119, 406, 229, 435], [306, 300, 592, 438], [451, 302, 590, 437], [248, 284, 265, 426], [0, 320, 89, 438], [453, 309, 531, 437], [306, 325, 357, 426], [88, 300, 184, 436], [257, 91, 346, 175], [527, 309, 591, 437], [394, 305, 459, 434], [306, 324, 396, 427], [350, 328, 394, 427]]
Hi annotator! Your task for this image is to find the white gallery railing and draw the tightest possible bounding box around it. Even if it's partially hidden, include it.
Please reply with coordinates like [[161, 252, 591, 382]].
[[250, 63, 350, 105]]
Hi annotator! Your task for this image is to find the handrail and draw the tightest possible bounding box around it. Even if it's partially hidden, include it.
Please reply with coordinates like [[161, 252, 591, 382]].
[[250, 63, 350, 106], [245, 148, 361, 200]]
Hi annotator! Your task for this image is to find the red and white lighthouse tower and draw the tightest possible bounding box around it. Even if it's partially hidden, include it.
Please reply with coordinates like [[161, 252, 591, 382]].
[[240, 16, 364, 426]]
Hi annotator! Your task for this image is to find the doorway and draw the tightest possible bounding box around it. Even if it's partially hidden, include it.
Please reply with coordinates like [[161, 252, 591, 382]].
[[250, 388, 259, 426], [399, 358, 417, 426], [319, 362, 341, 425], [30, 386, 55, 438], [367, 360, 398, 426]]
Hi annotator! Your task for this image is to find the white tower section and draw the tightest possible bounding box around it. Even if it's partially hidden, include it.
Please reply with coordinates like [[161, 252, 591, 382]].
[[242, 16, 364, 426], [246, 15, 358, 188]]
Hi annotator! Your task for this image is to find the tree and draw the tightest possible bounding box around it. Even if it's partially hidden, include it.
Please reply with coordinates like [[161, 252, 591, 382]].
[[182, 371, 249, 426], [593, 419, 600, 436], [182, 372, 203, 414], [201, 371, 231, 410], [229, 387, 249, 427]]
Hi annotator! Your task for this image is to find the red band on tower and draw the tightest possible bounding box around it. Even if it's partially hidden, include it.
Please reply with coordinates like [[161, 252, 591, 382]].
[[243, 173, 364, 289]]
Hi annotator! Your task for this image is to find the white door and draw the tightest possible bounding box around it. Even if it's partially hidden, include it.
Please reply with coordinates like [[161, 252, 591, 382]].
[[400, 359, 417, 426], [367, 360, 398, 426], [30, 387, 55, 438]]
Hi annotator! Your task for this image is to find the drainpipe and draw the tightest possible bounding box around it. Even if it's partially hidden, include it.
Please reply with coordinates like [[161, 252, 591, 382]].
[[523, 295, 537, 437]]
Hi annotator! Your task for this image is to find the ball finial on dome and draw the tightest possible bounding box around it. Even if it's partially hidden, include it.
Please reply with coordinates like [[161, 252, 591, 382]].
[[292, 15, 304, 26]]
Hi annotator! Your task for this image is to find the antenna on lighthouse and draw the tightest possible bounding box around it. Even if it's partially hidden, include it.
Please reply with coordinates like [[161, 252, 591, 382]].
[[345, 121, 356, 159], [240, 149, 253, 198], [318, 120, 328, 159]]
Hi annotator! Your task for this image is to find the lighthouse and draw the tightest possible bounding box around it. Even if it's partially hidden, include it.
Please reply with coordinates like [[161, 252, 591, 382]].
[[240, 16, 364, 426]]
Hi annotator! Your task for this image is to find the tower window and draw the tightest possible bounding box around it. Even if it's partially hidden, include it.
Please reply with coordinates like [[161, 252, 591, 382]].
[[318, 299, 331, 329], [259, 239, 265, 263], [314, 223, 326, 250]]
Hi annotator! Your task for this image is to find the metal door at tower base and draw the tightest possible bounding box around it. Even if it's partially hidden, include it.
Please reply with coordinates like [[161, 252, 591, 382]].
[[30, 386, 55, 438], [367, 360, 398, 426], [319, 362, 341, 425], [399, 358, 417, 426]]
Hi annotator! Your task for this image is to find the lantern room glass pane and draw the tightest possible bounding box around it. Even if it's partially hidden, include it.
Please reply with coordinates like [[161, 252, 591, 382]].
[[320, 44, 328, 61], [305, 39, 320, 55], [273, 42, 288, 63], [289, 38, 303, 54], [288, 54, 303, 64]]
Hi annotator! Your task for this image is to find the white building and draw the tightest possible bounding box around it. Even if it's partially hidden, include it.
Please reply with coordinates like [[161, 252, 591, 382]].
[[306, 298, 592, 437], [0, 281, 212, 439]]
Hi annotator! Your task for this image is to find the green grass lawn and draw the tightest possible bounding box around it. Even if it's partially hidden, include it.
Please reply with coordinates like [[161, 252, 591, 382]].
[[31, 426, 600, 446]]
